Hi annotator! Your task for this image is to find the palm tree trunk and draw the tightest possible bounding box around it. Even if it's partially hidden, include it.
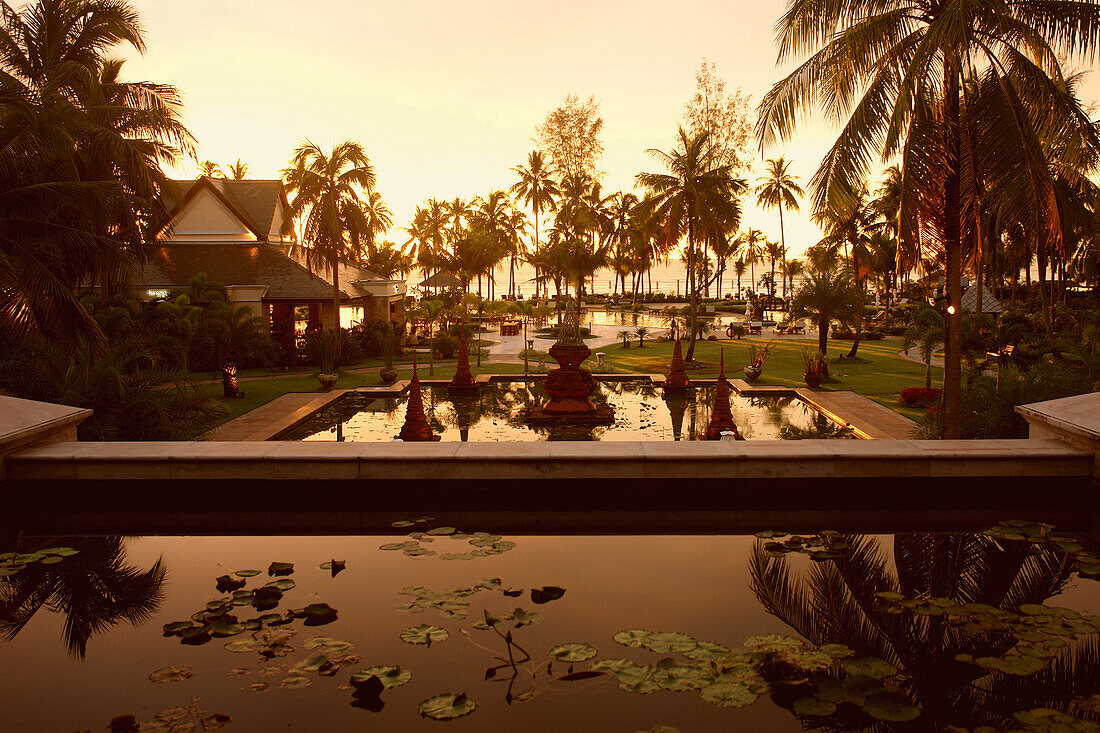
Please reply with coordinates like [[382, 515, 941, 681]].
[[686, 215, 698, 362], [943, 63, 963, 440], [818, 316, 829, 356], [331, 253, 342, 367]]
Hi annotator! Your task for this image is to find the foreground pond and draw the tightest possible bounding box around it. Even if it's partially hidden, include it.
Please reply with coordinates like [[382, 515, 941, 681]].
[[1, 520, 1098, 731]]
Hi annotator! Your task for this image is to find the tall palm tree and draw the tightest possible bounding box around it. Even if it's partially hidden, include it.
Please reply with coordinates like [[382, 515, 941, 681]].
[[733, 257, 748, 298], [903, 304, 945, 390], [197, 161, 222, 178], [755, 156, 803, 258], [511, 150, 559, 298], [637, 128, 745, 361], [362, 190, 392, 246], [790, 268, 862, 356], [405, 198, 450, 291], [766, 240, 785, 295], [815, 186, 880, 357], [742, 228, 766, 292], [283, 141, 377, 365], [757, 0, 1100, 438]]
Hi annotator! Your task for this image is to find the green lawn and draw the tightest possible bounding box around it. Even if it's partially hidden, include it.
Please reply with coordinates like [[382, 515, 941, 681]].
[[596, 338, 939, 421]]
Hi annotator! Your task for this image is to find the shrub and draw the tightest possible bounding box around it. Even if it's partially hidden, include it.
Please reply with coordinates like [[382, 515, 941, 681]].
[[432, 332, 458, 359], [898, 387, 942, 408], [863, 330, 885, 340]]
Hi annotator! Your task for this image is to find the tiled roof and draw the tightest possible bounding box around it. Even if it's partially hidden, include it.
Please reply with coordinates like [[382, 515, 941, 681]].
[[142, 243, 353, 301], [165, 178, 285, 238], [960, 282, 1003, 314]]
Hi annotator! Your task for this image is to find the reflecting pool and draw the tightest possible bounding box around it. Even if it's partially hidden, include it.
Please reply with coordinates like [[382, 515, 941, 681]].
[[278, 382, 851, 442], [2, 520, 1098, 731]]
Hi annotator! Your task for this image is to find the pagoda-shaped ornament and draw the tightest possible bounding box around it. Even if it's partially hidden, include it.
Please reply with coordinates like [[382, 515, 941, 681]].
[[664, 338, 691, 393], [700, 350, 744, 441], [398, 353, 440, 442], [525, 301, 613, 426], [448, 322, 477, 392]]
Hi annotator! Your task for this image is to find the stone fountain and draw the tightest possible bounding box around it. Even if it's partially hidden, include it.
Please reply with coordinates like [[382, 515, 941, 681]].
[[526, 302, 613, 426]]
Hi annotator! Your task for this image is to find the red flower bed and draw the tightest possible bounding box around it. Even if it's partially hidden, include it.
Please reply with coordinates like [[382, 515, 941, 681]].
[[899, 387, 943, 408]]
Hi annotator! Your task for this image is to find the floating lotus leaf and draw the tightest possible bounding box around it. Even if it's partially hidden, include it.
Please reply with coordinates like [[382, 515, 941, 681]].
[[148, 665, 192, 684], [208, 618, 244, 637], [391, 520, 415, 528], [249, 682, 268, 692], [38, 555, 64, 565], [609, 663, 661, 694], [401, 624, 449, 646], [754, 530, 787, 539], [612, 629, 650, 648], [511, 608, 544, 627], [640, 631, 697, 655], [700, 680, 760, 708], [281, 674, 312, 689], [293, 653, 330, 673], [549, 643, 598, 663], [228, 669, 249, 677], [179, 627, 212, 645], [304, 637, 354, 655], [819, 643, 855, 659], [745, 634, 804, 653], [842, 657, 897, 679], [793, 697, 837, 716], [224, 640, 261, 653], [302, 603, 338, 626], [635, 727, 681, 733], [440, 552, 477, 561], [268, 562, 294, 577], [403, 547, 435, 557], [216, 575, 246, 593], [530, 586, 566, 605], [863, 691, 920, 721], [264, 579, 296, 591], [162, 621, 194, 635], [418, 692, 476, 720], [680, 641, 731, 661], [353, 665, 412, 689], [235, 570, 261, 578], [320, 560, 346, 577], [840, 675, 881, 704], [426, 527, 456, 536], [38, 547, 79, 557], [380, 541, 418, 551], [974, 654, 1048, 675]]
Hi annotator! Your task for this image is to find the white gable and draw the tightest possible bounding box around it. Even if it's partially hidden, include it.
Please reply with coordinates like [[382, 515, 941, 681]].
[[159, 187, 255, 242]]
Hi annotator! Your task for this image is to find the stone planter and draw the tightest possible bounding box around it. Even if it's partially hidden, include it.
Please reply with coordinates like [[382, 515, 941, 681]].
[[804, 371, 823, 389], [379, 368, 398, 384], [318, 373, 338, 391], [743, 365, 762, 383]]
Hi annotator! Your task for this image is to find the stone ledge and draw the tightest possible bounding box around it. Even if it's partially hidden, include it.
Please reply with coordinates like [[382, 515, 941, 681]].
[[5, 438, 1090, 483], [1018, 392, 1100, 478], [0, 395, 92, 478]]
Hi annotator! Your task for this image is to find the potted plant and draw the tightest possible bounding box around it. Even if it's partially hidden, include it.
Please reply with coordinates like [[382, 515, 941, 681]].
[[379, 324, 398, 384], [318, 330, 338, 391], [802, 349, 829, 388], [743, 343, 771, 382]]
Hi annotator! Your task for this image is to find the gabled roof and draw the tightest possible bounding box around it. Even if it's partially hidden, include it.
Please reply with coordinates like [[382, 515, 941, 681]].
[[162, 177, 289, 241], [960, 282, 1003, 314], [142, 243, 353, 301]]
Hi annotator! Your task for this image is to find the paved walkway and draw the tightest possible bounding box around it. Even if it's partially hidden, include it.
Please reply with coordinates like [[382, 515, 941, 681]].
[[204, 390, 351, 440], [794, 389, 919, 439]]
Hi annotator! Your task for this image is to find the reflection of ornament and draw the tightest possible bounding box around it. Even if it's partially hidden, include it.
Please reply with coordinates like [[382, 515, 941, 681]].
[[450, 389, 479, 443], [398, 353, 440, 442], [700, 350, 743, 441], [665, 392, 688, 441]]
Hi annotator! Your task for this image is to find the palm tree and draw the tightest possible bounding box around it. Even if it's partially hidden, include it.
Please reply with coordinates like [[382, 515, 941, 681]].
[[0, 0, 192, 344], [198, 160, 222, 178], [283, 141, 377, 366], [362, 190, 393, 246], [742, 228, 766, 291], [634, 326, 650, 348], [766, 240, 785, 296], [903, 305, 945, 391], [756, 0, 1100, 438], [815, 186, 880, 357], [790, 269, 861, 356], [732, 257, 747, 298], [755, 156, 803, 259], [637, 128, 745, 361], [511, 150, 559, 298], [617, 330, 632, 348], [405, 199, 450, 291], [225, 159, 249, 180]]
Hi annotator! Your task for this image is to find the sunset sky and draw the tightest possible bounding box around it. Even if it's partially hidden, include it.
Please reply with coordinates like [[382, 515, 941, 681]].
[[125, 0, 1100, 257]]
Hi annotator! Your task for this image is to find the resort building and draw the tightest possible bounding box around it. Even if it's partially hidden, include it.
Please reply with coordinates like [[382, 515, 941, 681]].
[[140, 176, 406, 338]]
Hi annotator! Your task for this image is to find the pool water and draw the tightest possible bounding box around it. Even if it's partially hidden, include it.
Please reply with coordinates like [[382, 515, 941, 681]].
[[279, 382, 852, 442], [2, 521, 1098, 731]]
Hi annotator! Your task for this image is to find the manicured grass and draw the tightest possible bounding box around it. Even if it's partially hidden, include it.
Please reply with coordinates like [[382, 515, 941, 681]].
[[596, 337, 940, 421]]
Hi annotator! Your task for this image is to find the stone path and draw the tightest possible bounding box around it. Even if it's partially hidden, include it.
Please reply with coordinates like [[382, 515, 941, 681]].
[[793, 389, 919, 439], [204, 390, 351, 441]]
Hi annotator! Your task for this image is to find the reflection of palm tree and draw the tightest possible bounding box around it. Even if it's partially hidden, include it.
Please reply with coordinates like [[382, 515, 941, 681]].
[[749, 532, 1096, 730], [0, 537, 165, 659]]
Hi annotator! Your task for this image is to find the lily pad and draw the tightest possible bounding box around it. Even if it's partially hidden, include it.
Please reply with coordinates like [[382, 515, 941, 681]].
[[148, 665, 193, 684], [842, 657, 897, 679], [281, 674, 312, 689], [320, 560, 346, 577], [302, 603, 338, 626], [511, 608, 544, 627], [352, 665, 412, 689], [530, 586, 566, 605], [268, 562, 294, 577], [391, 520, 415, 528], [216, 575, 246, 593], [418, 692, 477, 720], [700, 680, 761, 708], [401, 624, 449, 646], [235, 570, 261, 578], [549, 642, 598, 663], [863, 690, 920, 721], [264, 579, 296, 591], [640, 631, 697, 655], [793, 697, 837, 716], [613, 629, 650, 648], [973, 654, 1048, 675], [426, 527, 457, 536], [224, 640, 261, 653]]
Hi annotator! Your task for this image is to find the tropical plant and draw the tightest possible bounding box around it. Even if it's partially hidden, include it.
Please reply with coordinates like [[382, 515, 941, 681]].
[[511, 150, 558, 298], [748, 342, 771, 369], [756, 156, 803, 259], [634, 326, 650, 348], [617, 330, 632, 348], [790, 269, 862, 356], [801, 348, 828, 376], [903, 305, 945, 391], [637, 128, 745, 361], [225, 159, 249, 180], [756, 0, 1100, 438], [283, 140, 377, 366]]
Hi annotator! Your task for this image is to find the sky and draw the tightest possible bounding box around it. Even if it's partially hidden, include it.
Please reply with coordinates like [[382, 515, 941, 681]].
[[123, 0, 1100, 257]]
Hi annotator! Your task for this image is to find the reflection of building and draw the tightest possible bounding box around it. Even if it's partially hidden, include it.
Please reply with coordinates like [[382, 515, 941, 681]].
[[139, 176, 406, 343]]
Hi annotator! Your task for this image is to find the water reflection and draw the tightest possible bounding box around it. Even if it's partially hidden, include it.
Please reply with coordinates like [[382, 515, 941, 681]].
[[283, 382, 844, 442], [749, 532, 1100, 729], [0, 537, 165, 659]]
